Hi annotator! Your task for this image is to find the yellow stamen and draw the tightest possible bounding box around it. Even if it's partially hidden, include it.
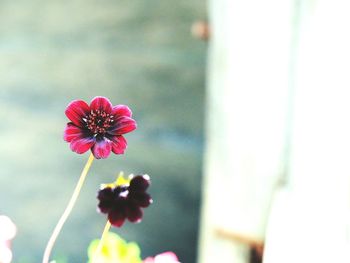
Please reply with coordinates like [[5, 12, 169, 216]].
[[100, 172, 131, 189], [42, 153, 95, 263], [91, 220, 112, 263]]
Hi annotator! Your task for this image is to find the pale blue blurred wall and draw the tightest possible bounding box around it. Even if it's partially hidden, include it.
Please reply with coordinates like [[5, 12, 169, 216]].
[[0, 1, 207, 262]]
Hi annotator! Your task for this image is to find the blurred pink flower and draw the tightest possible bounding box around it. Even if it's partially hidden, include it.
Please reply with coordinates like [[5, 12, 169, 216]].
[[64, 96, 137, 159], [143, 252, 180, 263], [0, 215, 16, 263]]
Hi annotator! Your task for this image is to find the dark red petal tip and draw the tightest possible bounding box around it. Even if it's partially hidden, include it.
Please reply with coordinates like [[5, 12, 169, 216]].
[[108, 211, 126, 227], [129, 175, 150, 192], [92, 138, 112, 159], [129, 192, 153, 207], [97, 187, 114, 201], [109, 116, 137, 135], [107, 198, 127, 227], [126, 204, 143, 223], [63, 123, 84, 142], [90, 96, 113, 113], [97, 201, 113, 213], [111, 135, 127, 155], [112, 105, 132, 118], [65, 100, 90, 127], [70, 137, 95, 154]]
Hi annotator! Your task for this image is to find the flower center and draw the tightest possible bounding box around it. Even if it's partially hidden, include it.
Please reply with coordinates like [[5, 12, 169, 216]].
[[85, 109, 114, 135]]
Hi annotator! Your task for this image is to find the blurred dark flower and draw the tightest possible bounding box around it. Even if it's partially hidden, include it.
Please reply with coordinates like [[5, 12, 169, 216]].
[[64, 96, 137, 159], [97, 174, 152, 227]]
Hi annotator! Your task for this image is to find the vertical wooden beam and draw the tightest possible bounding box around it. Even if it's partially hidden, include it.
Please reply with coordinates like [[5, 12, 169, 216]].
[[198, 0, 294, 262]]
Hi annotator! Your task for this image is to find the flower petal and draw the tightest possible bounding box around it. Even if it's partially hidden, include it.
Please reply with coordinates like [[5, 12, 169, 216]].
[[110, 135, 127, 154], [97, 188, 115, 213], [112, 105, 132, 117], [108, 200, 127, 227], [65, 100, 90, 127], [126, 203, 143, 223], [143, 258, 155, 263], [70, 137, 95, 154], [98, 200, 114, 214], [63, 123, 84, 142], [90, 96, 112, 113], [155, 252, 179, 261], [108, 211, 126, 227], [92, 138, 112, 159], [129, 175, 150, 192], [108, 116, 137, 135], [129, 192, 152, 208]]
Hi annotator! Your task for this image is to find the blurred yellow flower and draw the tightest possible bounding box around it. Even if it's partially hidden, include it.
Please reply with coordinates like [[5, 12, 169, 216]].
[[87, 232, 142, 263]]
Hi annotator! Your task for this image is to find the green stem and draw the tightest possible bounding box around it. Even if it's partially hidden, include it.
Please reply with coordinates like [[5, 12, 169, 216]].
[[92, 220, 112, 263], [42, 153, 95, 263]]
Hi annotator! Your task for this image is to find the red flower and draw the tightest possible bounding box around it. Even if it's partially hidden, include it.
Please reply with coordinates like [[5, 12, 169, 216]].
[[97, 175, 152, 227], [63, 96, 137, 159]]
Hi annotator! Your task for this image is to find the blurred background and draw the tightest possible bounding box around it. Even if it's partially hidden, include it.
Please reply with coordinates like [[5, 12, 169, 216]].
[[0, 0, 207, 262], [199, 1, 350, 263], [2, 1, 350, 263]]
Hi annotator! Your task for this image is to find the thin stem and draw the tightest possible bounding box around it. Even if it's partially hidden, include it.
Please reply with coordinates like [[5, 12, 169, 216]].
[[42, 153, 95, 263], [92, 220, 112, 263]]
